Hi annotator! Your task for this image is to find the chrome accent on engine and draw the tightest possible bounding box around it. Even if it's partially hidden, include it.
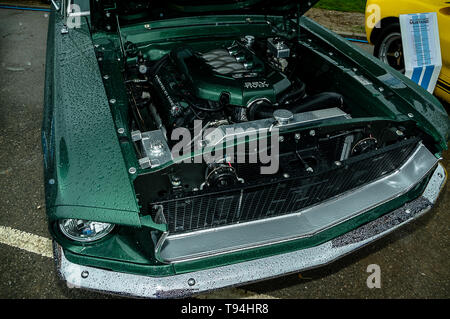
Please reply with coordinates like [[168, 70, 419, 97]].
[[268, 38, 290, 58], [201, 48, 249, 75], [202, 107, 351, 147], [273, 109, 294, 125], [132, 130, 173, 169]]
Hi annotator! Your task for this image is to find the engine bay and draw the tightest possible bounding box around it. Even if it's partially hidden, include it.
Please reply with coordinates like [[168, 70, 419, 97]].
[[94, 29, 433, 218]]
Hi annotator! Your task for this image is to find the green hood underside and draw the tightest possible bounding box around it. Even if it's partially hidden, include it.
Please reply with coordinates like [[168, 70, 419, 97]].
[[91, 0, 319, 27], [152, 0, 318, 15]]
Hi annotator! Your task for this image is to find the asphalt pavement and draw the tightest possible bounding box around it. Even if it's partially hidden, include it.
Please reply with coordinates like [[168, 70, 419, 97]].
[[0, 8, 448, 299]]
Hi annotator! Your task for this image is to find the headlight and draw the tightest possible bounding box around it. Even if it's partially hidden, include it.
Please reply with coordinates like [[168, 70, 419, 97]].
[[58, 219, 115, 242]]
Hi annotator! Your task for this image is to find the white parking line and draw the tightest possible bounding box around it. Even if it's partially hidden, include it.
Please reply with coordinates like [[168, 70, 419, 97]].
[[0, 226, 53, 258], [0, 225, 278, 298]]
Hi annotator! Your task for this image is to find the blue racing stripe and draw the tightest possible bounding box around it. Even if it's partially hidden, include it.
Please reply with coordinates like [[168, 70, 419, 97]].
[[411, 67, 423, 84], [420, 65, 435, 90]]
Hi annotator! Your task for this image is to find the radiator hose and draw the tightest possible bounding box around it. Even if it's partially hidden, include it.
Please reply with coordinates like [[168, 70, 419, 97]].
[[290, 92, 344, 113]]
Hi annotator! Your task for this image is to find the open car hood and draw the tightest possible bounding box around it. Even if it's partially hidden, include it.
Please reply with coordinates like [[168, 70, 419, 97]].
[[92, 0, 320, 26]]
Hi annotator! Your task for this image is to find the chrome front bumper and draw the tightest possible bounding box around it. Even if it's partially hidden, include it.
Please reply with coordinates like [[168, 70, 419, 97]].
[[54, 162, 446, 298]]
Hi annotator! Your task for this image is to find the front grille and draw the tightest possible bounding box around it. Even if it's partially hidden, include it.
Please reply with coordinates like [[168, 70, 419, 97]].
[[153, 139, 419, 234]]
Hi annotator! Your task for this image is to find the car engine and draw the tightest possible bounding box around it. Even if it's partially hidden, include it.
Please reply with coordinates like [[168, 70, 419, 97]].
[[125, 36, 344, 136]]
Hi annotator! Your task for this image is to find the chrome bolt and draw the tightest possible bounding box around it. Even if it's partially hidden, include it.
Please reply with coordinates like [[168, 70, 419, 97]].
[[279, 136, 285, 142], [283, 173, 290, 178], [97, 57, 103, 62], [103, 75, 109, 80], [306, 167, 314, 173], [109, 98, 116, 104], [334, 161, 342, 167], [309, 130, 316, 137], [171, 176, 181, 187], [405, 209, 411, 214], [407, 113, 414, 118], [379, 87, 385, 92], [128, 167, 136, 174], [81, 271, 89, 279], [188, 278, 196, 286], [48, 179, 55, 185], [396, 130, 404, 136], [295, 133, 301, 141], [117, 128, 125, 134]]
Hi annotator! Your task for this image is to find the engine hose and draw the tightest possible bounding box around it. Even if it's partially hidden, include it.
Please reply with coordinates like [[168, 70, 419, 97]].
[[192, 102, 223, 112], [149, 54, 170, 78], [148, 103, 167, 139], [289, 92, 344, 114], [277, 82, 306, 105], [184, 94, 223, 112], [247, 100, 274, 121]]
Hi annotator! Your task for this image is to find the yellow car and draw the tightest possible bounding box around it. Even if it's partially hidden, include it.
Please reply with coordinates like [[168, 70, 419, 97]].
[[365, 0, 450, 103]]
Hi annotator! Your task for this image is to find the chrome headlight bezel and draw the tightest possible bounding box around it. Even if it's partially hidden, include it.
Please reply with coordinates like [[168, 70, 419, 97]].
[[58, 219, 115, 242]]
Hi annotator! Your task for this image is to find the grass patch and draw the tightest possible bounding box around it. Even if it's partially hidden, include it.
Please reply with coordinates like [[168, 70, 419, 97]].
[[314, 0, 367, 13]]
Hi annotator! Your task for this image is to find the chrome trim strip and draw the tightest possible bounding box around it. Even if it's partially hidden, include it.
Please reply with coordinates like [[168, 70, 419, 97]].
[[68, 11, 90, 17], [51, 0, 60, 11], [55, 163, 446, 299], [159, 143, 438, 263]]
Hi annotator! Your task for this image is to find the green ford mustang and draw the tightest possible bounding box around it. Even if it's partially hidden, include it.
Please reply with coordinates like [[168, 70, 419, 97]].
[[43, 0, 449, 298]]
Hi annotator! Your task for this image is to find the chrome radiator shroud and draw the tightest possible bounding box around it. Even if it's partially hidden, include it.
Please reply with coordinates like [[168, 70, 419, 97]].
[[153, 138, 421, 235]]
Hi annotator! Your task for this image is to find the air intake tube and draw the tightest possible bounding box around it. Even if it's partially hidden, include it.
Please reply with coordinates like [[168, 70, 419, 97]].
[[290, 92, 344, 113]]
